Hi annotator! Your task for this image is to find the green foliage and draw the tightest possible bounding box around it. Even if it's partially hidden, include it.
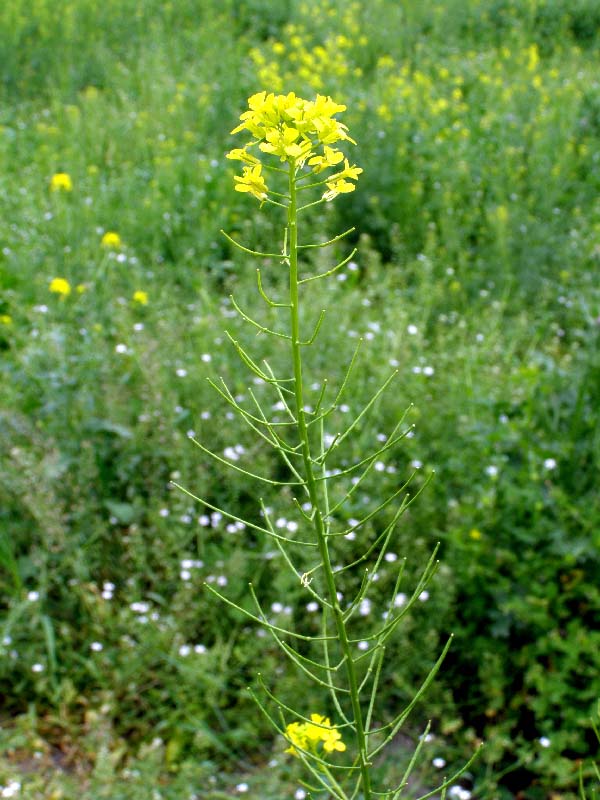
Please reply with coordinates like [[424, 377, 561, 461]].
[[0, 0, 599, 797]]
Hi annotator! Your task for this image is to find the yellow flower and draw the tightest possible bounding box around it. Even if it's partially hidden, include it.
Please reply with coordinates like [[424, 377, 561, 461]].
[[49, 277, 71, 297], [133, 290, 148, 305], [101, 231, 122, 249], [50, 172, 73, 192], [258, 124, 308, 161], [225, 148, 261, 165], [0, 314, 12, 325], [284, 722, 308, 756], [308, 145, 344, 173], [323, 177, 357, 202], [233, 163, 268, 201], [284, 714, 346, 758], [469, 528, 482, 540], [322, 727, 347, 753]]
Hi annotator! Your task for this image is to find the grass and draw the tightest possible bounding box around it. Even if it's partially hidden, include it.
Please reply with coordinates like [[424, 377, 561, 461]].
[[1, 0, 599, 797]]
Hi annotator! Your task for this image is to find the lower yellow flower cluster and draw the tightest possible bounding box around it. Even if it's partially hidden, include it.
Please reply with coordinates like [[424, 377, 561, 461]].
[[284, 713, 346, 758]]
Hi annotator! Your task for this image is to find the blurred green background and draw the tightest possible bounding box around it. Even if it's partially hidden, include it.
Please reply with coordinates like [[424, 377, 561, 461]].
[[1, 0, 599, 797]]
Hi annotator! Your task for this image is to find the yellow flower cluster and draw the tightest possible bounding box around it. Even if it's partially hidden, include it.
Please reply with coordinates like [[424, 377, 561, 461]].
[[227, 91, 361, 202], [101, 231, 122, 249], [49, 277, 71, 297], [50, 172, 73, 192], [284, 713, 346, 758]]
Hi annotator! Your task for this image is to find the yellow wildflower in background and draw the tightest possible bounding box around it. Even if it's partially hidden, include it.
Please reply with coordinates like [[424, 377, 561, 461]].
[[49, 278, 71, 297], [0, 314, 12, 325], [50, 173, 73, 192], [133, 290, 149, 305], [101, 231, 122, 249]]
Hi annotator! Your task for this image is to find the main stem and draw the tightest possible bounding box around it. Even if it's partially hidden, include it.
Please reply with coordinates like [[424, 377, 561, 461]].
[[287, 163, 372, 799]]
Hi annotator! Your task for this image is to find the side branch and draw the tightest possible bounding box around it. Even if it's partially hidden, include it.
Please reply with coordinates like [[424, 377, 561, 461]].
[[297, 227, 355, 250], [230, 294, 292, 340], [298, 248, 358, 284], [221, 229, 288, 260], [257, 268, 291, 308]]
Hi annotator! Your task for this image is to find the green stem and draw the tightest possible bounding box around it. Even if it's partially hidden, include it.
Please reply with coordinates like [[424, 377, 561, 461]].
[[287, 160, 372, 800]]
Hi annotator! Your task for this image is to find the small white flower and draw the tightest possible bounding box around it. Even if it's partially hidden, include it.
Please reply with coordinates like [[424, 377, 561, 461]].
[[180, 570, 192, 581], [374, 461, 386, 472], [357, 640, 369, 651], [130, 601, 150, 614], [394, 593, 407, 608], [271, 602, 284, 614], [419, 591, 430, 602], [115, 343, 128, 354], [179, 644, 191, 657], [201, 353, 212, 362], [485, 465, 499, 478], [384, 552, 398, 563], [176, 368, 188, 377], [539, 736, 551, 748], [410, 459, 423, 469], [543, 458, 557, 470], [216, 575, 228, 587], [32, 663, 44, 673], [432, 757, 446, 768], [423, 366, 435, 377], [27, 591, 40, 602], [223, 446, 240, 461], [306, 601, 319, 612], [449, 788, 472, 800], [159, 508, 170, 518], [194, 644, 207, 654], [407, 324, 418, 335], [359, 599, 372, 616], [235, 784, 248, 793], [1, 780, 22, 798], [90, 642, 103, 652]]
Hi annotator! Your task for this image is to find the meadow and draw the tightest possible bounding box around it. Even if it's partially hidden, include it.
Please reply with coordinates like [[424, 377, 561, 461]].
[[1, 0, 599, 797]]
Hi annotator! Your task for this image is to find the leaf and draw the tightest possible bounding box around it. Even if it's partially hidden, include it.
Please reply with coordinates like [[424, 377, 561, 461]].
[[104, 500, 136, 525]]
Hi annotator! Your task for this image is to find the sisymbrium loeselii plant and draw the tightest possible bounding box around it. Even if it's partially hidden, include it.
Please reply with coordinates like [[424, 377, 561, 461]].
[[175, 92, 478, 799]]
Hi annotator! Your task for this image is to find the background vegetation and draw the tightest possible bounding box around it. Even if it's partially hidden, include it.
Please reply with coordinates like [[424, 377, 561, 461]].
[[1, 0, 599, 797]]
